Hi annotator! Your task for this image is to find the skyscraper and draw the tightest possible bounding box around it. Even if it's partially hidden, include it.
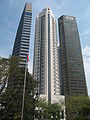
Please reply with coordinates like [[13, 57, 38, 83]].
[[12, 3, 32, 67], [58, 45, 63, 95], [58, 15, 87, 96], [33, 7, 60, 102]]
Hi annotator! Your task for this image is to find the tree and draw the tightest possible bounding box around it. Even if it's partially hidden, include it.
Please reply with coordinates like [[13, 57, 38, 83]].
[[66, 96, 90, 120], [0, 57, 10, 95], [0, 56, 37, 120], [35, 99, 62, 120]]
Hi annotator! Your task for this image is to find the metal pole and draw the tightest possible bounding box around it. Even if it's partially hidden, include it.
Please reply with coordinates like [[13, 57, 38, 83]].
[[21, 63, 27, 120], [32, 98, 35, 120]]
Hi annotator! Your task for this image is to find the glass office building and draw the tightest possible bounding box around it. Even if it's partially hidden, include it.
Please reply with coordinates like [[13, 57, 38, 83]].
[[58, 15, 87, 96], [12, 3, 32, 67]]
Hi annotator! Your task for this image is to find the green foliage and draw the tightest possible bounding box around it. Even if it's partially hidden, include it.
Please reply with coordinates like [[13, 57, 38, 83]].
[[24, 72, 37, 120], [0, 56, 37, 120], [66, 96, 90, 120], [35, 99, 62, 120], [0, 57, 10, 94]]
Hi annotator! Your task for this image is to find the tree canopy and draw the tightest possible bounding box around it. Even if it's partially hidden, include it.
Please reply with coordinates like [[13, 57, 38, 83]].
[[35, 99, 63, 120], [66, 96, 90, 120], [0, 57, 10, 94], [0, 56, 36, 120]]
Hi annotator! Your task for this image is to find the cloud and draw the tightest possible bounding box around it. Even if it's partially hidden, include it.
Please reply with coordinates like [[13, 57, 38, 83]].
[[82, 46, 90, 95]]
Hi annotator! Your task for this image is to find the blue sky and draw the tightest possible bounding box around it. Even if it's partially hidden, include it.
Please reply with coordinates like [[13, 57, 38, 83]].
[[0, 0, 90, 95]]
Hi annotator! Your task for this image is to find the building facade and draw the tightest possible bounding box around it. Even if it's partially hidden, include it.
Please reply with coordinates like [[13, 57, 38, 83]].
[[58, 45, 63, 95], [58, 15, 87, 96], [12, 3, 32, 67], [33, 7, 60, 102]]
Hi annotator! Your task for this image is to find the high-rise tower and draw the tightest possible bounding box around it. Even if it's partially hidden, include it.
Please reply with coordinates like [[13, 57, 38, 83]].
[[58, 15, 87, 96], [33, 7, 60, 102], [12, 3, 32, 67], [58, 45, 62, 94]]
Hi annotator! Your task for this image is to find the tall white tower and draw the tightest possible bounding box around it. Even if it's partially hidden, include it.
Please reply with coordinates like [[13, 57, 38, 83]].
[[33, 7, 60, 102]]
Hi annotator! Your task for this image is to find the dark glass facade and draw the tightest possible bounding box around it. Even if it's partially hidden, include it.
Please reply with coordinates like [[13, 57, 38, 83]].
[[58, 46, 63, 95], [58, 15, 87, 96], [12, 3, 32, 67]]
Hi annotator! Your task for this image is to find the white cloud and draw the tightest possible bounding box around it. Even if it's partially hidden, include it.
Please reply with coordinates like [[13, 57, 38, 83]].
[[82, 46, 90, 95]]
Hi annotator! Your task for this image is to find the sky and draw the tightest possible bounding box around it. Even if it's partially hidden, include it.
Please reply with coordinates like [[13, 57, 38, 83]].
[[0, 0, 90, 95]]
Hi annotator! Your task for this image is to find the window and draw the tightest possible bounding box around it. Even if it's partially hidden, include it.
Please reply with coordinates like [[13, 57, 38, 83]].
[[25, 12, 32, 16]]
